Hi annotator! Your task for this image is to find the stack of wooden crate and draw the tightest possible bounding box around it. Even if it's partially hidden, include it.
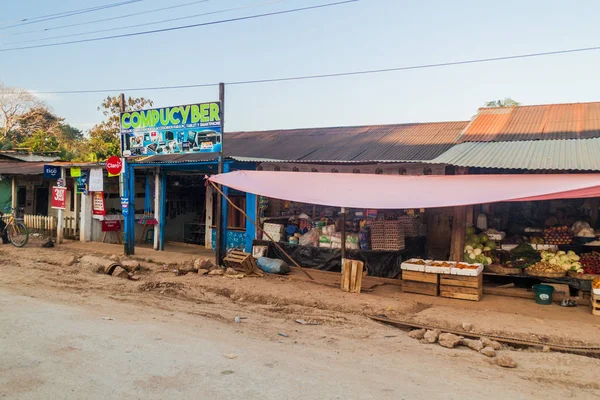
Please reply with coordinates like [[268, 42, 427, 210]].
[[592, 291, 600, 316], [439, 274, 483, 301], [401, 270, 439, 296], [370, 220, 405, 251]]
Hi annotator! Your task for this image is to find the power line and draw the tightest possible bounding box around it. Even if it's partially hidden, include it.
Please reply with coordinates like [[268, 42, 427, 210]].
[[5, 0, 210, 37], [31, 44, 600, 94], [0, 0, 357, 52], [0, 0, 144, 31], [3, 0, 285, 46]]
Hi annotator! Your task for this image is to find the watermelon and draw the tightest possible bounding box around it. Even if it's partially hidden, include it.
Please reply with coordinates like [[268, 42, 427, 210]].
[[466, 226, 476, 235], [485, 241, 496, 250], [468, 234, 480, 244]]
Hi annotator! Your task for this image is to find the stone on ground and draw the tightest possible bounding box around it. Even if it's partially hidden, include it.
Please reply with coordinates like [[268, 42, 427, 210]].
[[225, 267, 238, 275], [462, 338, 484, 352], [194, 258, 215, 271], [423, 329, 441, 344], [120, 260, 140, 271], [542, 345, 551, 353], [197, 269, 209, 276], [480, 346, 496, 357], [408, 329, 427, 340], [461, 322, 473, 332], [109, 254, 120, 261], [111, 266, 129, 279], [481, 337, 502, 350], [208, 269, 225, 276], [438, 333, 462, 349], [496, 354, 517, 368]]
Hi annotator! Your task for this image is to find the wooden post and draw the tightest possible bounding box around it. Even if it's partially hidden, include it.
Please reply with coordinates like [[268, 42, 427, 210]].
[[11, 177, 17, 209], [465, 205, 474, 228], [449, 206, 467, 262], [340, 207, 346, 262]]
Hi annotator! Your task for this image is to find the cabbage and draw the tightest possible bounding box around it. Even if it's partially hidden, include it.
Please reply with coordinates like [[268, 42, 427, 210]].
[[464, 245, 474, 252], [485, 241, 497, 250], [479, 234, 489, 243], [485, 257, 493, 265], [473, 248, 482, 256], [468, 234, 480, 244], [476, 244, 484, 250], [483, 246, 491, 251], [569, 254, 580, 262]]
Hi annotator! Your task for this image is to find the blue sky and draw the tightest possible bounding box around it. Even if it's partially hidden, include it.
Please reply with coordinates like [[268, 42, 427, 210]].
[[1, 0, 600, 133]]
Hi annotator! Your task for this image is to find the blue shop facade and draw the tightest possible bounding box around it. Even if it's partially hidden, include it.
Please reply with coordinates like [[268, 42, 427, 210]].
[[121, 155, 260, 255]]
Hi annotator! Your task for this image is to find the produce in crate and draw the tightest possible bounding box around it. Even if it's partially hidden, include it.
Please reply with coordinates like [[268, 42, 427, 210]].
[[501, 242, 541, 269], [580, 252, 600, 275], [455, 263, 480, 270], [464, 230, 496, 265], [543, 226, 572, 245], [526, 261, 565, 275], [540, 250, 582, 272], [593, 277, 600, 289]]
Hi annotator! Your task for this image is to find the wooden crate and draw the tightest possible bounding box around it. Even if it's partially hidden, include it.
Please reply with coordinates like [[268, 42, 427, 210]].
[[340, 259, 364, 294], [402, 270, 439, 284], [402, 271, 439, 296], [440, 274, 483, 301], [592, 292, 600, 316], [223, 250, 264, 277]]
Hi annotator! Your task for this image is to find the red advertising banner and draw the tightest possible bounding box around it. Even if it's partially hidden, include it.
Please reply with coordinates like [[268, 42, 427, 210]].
[[101, 220, 122, 232], [51, 186, 66, 210], [92, 192, 106, 216]]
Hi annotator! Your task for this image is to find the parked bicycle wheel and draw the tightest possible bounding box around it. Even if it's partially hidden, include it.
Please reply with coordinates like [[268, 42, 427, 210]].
[[7, 221, 29, 247]]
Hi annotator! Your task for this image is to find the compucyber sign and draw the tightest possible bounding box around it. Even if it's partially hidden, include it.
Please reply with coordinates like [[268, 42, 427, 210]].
[[120, 101, 222, 157]]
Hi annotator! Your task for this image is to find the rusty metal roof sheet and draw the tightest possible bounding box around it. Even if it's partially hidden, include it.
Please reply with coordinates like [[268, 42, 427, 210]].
[[226, 121, 468, 162], [132, 121, 468, 165], [459, 102, 600, 142], [428, 138, 600, 171], [0, 162, 45, 175]]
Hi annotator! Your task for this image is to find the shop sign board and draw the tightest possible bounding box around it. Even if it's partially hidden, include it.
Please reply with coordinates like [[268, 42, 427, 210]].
[[102, 220, 121, 232], [92, 192, 105, 216], [106, 156, 123, 175], [120, 102, 222, 157], [44, 165, 61, 179], [51, 186, 66, 210]]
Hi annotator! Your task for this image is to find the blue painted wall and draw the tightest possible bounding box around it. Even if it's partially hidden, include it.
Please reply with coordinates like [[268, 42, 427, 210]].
[[212, 229, 246, 251]]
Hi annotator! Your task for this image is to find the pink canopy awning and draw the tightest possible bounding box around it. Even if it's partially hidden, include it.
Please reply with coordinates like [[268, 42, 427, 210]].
[[209, 171, 600, 209]]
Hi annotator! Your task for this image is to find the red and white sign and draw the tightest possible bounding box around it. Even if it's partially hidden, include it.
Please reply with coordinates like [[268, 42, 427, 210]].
[[106, 156, 123, 176], [92, 192, 106, 216], [102, 220, 122, 232], [51, 186, 67, 210]]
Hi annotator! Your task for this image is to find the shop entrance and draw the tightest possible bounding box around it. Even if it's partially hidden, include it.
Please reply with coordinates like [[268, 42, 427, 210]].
[[163, 173, 207, 246], [34, 187, 49, 216]]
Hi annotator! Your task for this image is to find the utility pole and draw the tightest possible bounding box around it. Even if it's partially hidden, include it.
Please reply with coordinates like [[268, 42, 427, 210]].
[[119, 93, 132, 255], [215, 83, 225, 266]]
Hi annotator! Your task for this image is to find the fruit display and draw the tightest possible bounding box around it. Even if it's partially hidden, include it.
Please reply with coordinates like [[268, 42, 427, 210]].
[[526, 261, 565, 275], [543, 226, 572, 245], [431, 261, 453, 267], [580, 252, 600, 275], [530, 237, 545, 245], [504, 243, 541, 268], [540, 250, 582, 272], [593, 277, 600, 289], [455, 263, 480, 270], [464, 228, 495, 265]]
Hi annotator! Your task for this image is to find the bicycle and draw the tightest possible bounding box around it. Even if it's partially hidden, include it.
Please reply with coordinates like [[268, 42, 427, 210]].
[[2, 207, 29, 248]]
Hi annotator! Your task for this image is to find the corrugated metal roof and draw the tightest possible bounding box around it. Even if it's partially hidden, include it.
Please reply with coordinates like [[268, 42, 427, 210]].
[[0, 162, 45, 175], [459, 102, 600, 142], [229, 122, 467, 161], [132, 121, 468, 165], [428, 138, 600, 171]]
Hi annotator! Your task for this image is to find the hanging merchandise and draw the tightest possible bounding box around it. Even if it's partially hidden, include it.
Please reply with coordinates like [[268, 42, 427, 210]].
[[89, 168, 104, 192], [70, 167, 81, 177], [76, 170, 89, 194], [476, 213, 488, 230]]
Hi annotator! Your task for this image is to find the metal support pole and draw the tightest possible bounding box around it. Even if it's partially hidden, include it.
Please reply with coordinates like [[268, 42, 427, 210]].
[[120, 93, 133, 255], [215, 82, 225, 265]]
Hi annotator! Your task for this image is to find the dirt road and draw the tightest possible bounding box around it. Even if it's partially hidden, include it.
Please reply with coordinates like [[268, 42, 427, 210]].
[[1, 244, 600, 399]]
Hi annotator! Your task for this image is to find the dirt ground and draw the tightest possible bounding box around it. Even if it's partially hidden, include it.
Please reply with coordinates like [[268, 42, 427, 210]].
[[1, 241, 600, 398]]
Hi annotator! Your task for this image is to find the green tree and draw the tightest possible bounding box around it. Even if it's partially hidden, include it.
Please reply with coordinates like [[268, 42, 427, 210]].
[[83, 95, 153, 161], [485, 98, 520, 107], [19, 130, 60, 153]]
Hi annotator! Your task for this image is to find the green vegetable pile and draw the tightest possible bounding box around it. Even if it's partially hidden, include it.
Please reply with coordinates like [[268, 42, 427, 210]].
[[463, 227, 496, 265]]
